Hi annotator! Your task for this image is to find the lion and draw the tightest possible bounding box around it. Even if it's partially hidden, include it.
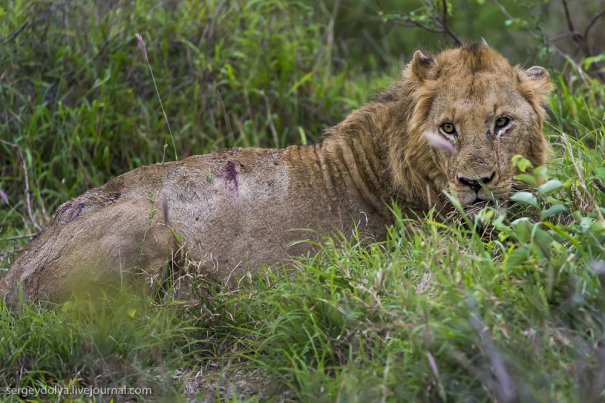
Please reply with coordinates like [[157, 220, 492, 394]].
[[0, 44, 552, 305]]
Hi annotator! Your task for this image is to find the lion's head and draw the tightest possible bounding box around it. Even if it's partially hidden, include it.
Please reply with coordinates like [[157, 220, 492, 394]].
[[392, 44, 552, 208]]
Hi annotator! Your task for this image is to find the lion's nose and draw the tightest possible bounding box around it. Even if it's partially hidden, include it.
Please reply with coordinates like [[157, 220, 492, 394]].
[[458, 172, 495, 192]]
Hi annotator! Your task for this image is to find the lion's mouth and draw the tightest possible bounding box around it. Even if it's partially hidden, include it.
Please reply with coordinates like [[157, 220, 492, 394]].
[[450, 180, 512, 208], [454, 190, 495, 207], [468, 198, 493, 212], [459, 192, 503, 208]]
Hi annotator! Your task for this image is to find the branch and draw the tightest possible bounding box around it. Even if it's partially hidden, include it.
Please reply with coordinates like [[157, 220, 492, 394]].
[[401, 18, 446, 34], [1, 20, 29, 43], [561, 0, 575, 33], [548, 31, 580, 42], [584, 9, 605, 43], [561, 0, 592, 58], [440, 0, 463, 46], [560, 0, 604, 80], [490, 0, 591, 82], [390, 0, 463, 46]]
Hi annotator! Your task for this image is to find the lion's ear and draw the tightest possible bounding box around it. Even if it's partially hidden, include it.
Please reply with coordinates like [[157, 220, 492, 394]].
[[523, 66, 553, 100], [410, 50, 437, 81]]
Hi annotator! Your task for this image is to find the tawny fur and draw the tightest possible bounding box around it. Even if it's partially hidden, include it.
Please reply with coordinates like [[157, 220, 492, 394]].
[[0, 45, 552, 305]]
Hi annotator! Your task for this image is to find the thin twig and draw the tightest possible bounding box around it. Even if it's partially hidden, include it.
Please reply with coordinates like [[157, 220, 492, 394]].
[[440, 0, 462, 46], [560, 0, 604, 80], [392, 0, 463, 45], [1, 20, 29, 43], [401, 18, 444, 34], [584, 8, 605, 58], [0, 233, 38, 242], [20, 154, 38, 230], [0, 139, 40, 230], [548, 31, 580, 42], [561, 0, 575, 33], [490, 0, 589, 81], [135, 33, 178, 162], [561, 0, 592, 57], [584, 9, 605, 40]]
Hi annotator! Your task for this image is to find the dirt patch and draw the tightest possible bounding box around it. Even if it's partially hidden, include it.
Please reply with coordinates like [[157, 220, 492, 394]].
[[177, 361, 289, 401]]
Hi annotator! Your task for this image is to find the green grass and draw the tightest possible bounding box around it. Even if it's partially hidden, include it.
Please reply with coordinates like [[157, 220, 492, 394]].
[[1, 0, 605, 401]]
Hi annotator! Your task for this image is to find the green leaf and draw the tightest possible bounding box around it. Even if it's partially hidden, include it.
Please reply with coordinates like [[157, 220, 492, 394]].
[[589, 220, 605, 236], [510, 191, 538, 208], [595, 167, 605, 180], [543, 221, 585, 254], [514, 173, 537, 186], [533, 227, 552, 258], [511, 218, 533, 243], [103, 145, 110, 170], [474, 207, 495, 226], [298, 126, 308, 145], [582, 54, 605, 70], [546, 196, 564, 205], [512, 154, 533, 172], [534, 165, 548, 179], [505, 246, 529, 270], [537, 179, 563, 195], [287, 72, 313, 95], [579, 217, 594, 232], [540, 204, 567, 219], [492, 214, 511, 240]]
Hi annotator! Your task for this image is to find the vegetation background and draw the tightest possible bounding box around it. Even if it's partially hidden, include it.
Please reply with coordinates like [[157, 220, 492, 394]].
[[0, 0, 604, 401]]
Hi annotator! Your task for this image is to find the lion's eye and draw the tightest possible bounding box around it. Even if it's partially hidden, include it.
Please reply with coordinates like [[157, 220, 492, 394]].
[[495, 116, 510, 129], [440, 122, 457, 136]]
